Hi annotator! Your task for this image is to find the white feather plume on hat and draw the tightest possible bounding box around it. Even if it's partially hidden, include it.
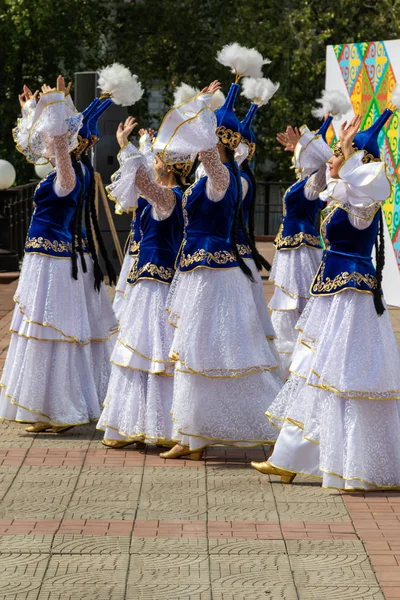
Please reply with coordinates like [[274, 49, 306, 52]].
[[312, 90, 351, 120], [210, 90, 226, 110], [390, 84, 400, 109], [173, 83, 200, 107], [241, 77, 280, 106], [98, 63, 144, 106], [216, 43, 271, 80]]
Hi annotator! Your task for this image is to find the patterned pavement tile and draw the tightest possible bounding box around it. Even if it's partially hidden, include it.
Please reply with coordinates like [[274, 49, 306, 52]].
[[207, 501, 279, 522], [276, 501, 351, 522], [126, 552, 211, 598], [210, 554, 297, 598], [296, 586, 385, 599], [143, 463, 206, 490], [0, 535, 53, 553], [290, 553, 379, 586], [286, 539, 366, 554], [51, 534, 131, 554], [0, 552, 50, 600], [208, 539, 286, 555], [63, 499, 137, 521], [137, 488, 207, 521], [126, 583, 212, 600], [38, 555, 129, 599], [130, 537, 209, 554], [212, 590, 298, 600], [0, 467, 81, 519], [0, 467, 20, 500], [272, 480, 344, 504]]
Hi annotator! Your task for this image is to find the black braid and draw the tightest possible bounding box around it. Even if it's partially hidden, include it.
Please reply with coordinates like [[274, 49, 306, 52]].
[[74, 161, 87, 274], [226, 150, 253, 282], [240, 159, 271, 272], [81, 156, 103, 292], [81, 154, 117, 289], [373, 209, 385, 316], [241, 159, 257, 244], [70, 154, 87, 280]]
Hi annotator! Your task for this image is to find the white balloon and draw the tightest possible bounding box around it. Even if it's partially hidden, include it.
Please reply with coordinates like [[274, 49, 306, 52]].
[[0, 160, 16, 190], [35, 162, 54, 179]]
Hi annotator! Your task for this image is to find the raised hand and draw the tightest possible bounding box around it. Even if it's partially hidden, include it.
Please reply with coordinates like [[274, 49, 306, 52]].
[[18, 85, 39, 108], [200, 80, 222, 95], [41, 84, 54, 94], [56, 75, 71, 95], [276, 126, 300, 153], [116, 116, 138, 148], [276, 132, 292, 152], [286, 126, 301, 149], [139, 128, 155, 139], [339, 114, 361, 150]]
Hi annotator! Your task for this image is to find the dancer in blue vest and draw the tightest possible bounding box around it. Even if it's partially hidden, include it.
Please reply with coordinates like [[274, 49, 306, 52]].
[[155, 46, 284, 459], [270, 91, 350, 378], [252, 109, 400, 490], [269, 120, 339, 378], [113, 130, 154, 320], [98, 110, 193, 447], [0, 66, 141, 432]]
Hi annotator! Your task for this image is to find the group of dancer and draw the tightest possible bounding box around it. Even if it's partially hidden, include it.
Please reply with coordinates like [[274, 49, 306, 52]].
[[1, 43, 400, 492]]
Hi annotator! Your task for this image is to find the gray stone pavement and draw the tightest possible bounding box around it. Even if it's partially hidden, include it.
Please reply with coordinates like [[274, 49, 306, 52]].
[[0, 244, 399, 599]]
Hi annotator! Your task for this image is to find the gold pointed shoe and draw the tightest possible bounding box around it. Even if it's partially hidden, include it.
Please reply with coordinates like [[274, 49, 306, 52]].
[[251, 460, 296, 484], [25, 422, 52, 433], [159, 445, 204, 461], [102, 439, 145, 449], [52, 425, 76, 434]]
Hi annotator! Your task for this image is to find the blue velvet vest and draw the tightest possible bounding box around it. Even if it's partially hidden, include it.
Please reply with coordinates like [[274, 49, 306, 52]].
[[25, 166, 90, 258], [127, 196, 149, 257], [311, 204, 380, 296], [177, 164, 240, 272], [127, 188, 184, 285], [274, 178, 324, 251], [237, 170, 252, 260]]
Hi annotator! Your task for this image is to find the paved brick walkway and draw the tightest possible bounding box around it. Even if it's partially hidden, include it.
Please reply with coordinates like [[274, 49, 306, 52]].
[[1, 246, 400, 599]]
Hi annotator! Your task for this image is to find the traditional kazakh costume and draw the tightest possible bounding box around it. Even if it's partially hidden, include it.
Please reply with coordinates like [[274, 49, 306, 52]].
[[269, 117, 333, 378], [159, 77, 284, 454], [253, 109, 400, 490], [0, 80, 127, 430], [97, 117, 192, 446]]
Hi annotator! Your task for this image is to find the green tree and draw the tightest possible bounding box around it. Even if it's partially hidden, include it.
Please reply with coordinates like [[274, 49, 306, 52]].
[[0, 0, 112, 183], [2, 0, 400, 182]]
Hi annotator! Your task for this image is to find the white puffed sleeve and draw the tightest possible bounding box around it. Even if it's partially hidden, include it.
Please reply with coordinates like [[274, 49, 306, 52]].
[[293, 125, 333, 179], [139, 132, 156, 171], [106, 142, 146, 214], [22, 97, 37, 120], [107, 141, 176, 219], [13, 91, 83, 166], [319, 151, 391, 229]]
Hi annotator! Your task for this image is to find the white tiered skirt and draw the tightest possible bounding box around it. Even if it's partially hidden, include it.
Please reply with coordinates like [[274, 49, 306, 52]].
[[267, 291, 400, 490], [113, 253, 137, 321], [166, 267, 284, 450], [269, 246, 321, 378], [97, 279, 175, 444], [0, 253, 118, 426]]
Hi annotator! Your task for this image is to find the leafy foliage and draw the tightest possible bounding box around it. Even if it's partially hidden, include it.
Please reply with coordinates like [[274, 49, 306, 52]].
[[2, 0, 400, 182]]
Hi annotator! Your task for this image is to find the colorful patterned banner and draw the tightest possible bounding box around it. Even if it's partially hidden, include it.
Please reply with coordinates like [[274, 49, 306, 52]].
[[328, 42, 400, 268]]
